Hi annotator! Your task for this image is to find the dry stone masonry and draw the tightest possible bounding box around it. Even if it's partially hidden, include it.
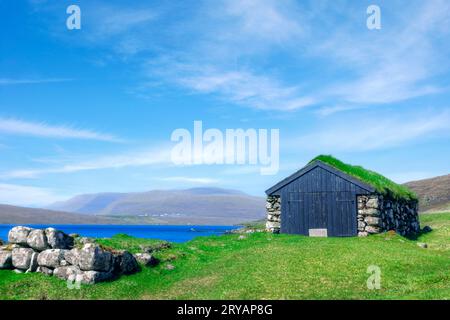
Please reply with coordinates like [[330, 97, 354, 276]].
[[0, 226, 157, 284], [266, 195, 281, 233], [357, 195, 420, 237]]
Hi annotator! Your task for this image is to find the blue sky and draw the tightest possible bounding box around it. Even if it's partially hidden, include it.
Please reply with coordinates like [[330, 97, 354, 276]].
[[0, 0, 449, 206]]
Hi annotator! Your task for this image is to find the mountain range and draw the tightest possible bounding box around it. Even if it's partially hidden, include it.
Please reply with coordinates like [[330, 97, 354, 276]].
[[0, 173, 448, 225], [46, 187, 266, 225]]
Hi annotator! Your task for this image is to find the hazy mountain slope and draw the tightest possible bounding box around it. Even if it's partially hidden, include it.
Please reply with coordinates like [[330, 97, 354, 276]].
[[0, 204, 127, 225], [48, 193, 126, 214], [48, 188, 266, 224], [404, 174, 450, 212]]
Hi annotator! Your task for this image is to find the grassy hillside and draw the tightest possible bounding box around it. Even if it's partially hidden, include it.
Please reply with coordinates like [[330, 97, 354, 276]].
[[310, 155, 418, 201], [0, 213, 449, 300], [404, 174, 450, 212]]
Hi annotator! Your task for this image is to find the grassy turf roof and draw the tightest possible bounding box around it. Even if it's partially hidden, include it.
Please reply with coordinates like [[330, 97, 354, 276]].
[[309, 155, 418, 201]]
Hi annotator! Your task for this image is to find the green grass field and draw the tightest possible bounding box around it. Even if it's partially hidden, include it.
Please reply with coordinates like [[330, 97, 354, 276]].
[[0, 213, 449, 300]]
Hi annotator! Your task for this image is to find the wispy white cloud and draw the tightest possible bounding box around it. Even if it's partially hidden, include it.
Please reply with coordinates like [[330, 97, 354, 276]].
[[2, 146, 172, 179], [316, 105, 367, 117], [0, 78, 72, 85], [318, 1, 450, 106], [175, 68, 316, 111], [88, 7, 156, 39], [295, 111, 450, 152], [158, 176, 219, 184], [0, 118, 122, 142], [0, 183, 65, 207]]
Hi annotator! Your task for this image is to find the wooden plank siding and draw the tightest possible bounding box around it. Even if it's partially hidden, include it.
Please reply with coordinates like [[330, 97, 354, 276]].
[[270, 164, 372, 237]]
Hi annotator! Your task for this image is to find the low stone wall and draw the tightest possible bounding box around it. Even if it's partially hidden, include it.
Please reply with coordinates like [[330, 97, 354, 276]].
[[265, 195, 281, 233], [357, 195, 420, 237], [0, 226, 157, 284]]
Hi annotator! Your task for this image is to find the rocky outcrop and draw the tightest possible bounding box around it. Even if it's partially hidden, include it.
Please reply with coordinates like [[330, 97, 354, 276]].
[[1, 226, 144, 285], [265, 195, 281, 233], [357, 195, 420, 237]]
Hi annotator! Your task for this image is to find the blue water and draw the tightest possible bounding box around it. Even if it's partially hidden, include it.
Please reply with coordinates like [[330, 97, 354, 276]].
[[0, 225, 240, 243]]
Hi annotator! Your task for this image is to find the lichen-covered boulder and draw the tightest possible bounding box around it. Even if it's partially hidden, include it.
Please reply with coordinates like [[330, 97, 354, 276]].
[[37, 266, 54, 276], [27, 229, 50, 251], [8, 226, 32, 246], [45, 228, 74, 249], [80, 270, 114, 284], [78, 244, 113, 272], [53, 265, 82, 280], [0, 251, 12, 269], [37, 249, 66, 268], [12, 248, 37, 271], [115, 251, 139, 274], [134, 253, 158, 267], [64, 248, 81, 266]]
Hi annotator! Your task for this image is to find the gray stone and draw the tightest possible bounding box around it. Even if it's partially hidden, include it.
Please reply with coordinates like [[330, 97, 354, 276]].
[[53, 265, 82, 280], [45, 228, 73, 249], [8, 226, 32, 245], [78, 244, 113, 272], [27, 229, 50, 251], [116, 251, 139, 274], [360, 208, 380, 216], [37, 249, 66, 268], [60, 260, 69, 266], [37, 266, 53, 276], [134, 253, 158, 267], [0, 250, 12, 269], [12, 248, 36, 270], [365, 226, 381, 234], [358, 221, 366, 230], [366, 197, 379, 208], [358, 232, 369, 237], [266, 221, 280, 229], [64, 248, 81, 266], [364, 216, 381, 226], [80, 270, 114, 284]]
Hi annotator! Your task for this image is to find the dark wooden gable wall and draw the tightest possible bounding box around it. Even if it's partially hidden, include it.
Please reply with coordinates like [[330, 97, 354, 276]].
[[276, 165, 372, 236]]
